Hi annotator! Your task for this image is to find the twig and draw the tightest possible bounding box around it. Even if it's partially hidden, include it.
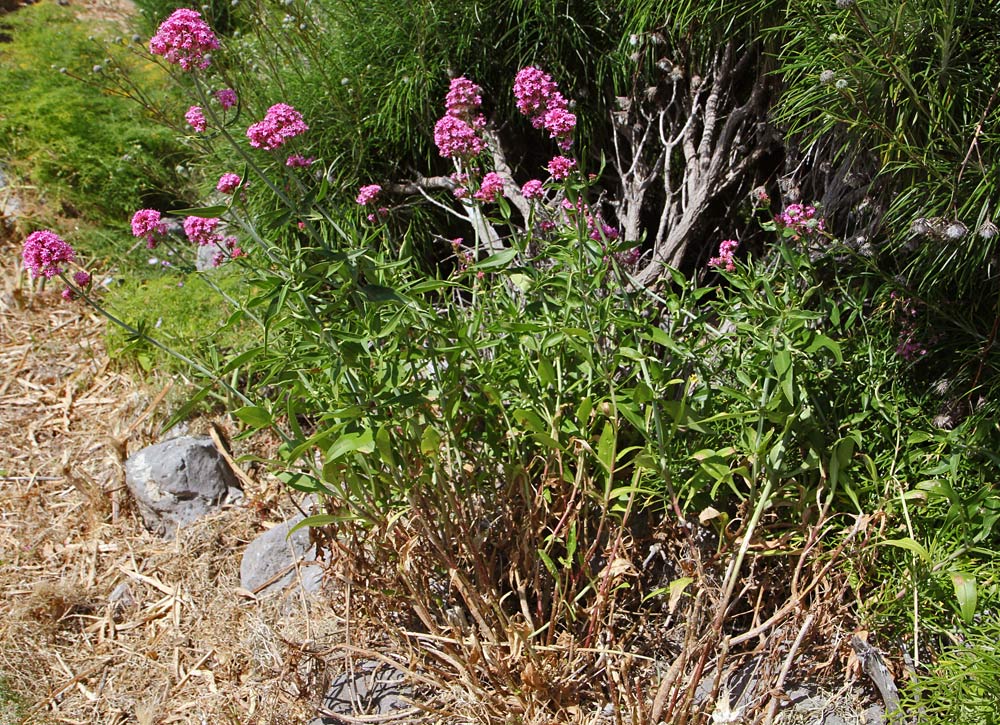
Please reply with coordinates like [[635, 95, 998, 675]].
[[763, 613, 814, 724]]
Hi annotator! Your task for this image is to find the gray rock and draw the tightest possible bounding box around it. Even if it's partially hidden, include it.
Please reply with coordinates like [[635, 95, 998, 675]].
[[310, 659, 412, 723], [240, 514, 323, 598], [124, 436, 238, 537], [108, 582, 135, 619]]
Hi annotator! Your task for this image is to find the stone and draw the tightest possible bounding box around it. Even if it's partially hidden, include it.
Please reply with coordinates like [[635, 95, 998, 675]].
[[310, 659, 412, 723], [124, 436, 238, 537], [108, 582, 135, 619], [240, 514, 323, 598]]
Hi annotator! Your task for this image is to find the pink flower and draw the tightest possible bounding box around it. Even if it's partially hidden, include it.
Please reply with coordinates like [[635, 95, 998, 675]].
[[774, 203, 824, 239], [514, 66, 564, 126], [521, 179, 544, 200], [590, 223, 619, 241], [246, 103, 309, 150], [546, 155, 576, 181], [22, 230, 76, 279], [215, 88, 237, 110], [149, 8, 219, 71], [543, 107, 576, 146], [73, 271, 92, 287], [285, 154, 314, 167], [444, 77, 482, 117], [216, 172, 242, 193], [356, 184, 382, 206], [433, 114, 485, 158], [61, 287, 76, 301], [434, 76, 486, 159], [708, 239, 739, 272], [183, 216, 222, 246], [185, 105, 207, 132], [473, 172, 505, 202], [366, 207, 389, 224], [131, 209, 167, 248]]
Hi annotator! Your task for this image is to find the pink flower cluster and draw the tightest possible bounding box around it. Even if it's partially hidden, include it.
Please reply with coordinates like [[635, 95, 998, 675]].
[[131, 209, 167, 248], [216, 173, 241, 193], [774, 203, 824, 239], [149, 8, 219, 71], [183, 215, 221, 246], [62, 271, 92, 301], [246, 103, 309, 150], [434, 77, 486, 159], [444, 77, 482, 117], [547, 155, 576, 180], [521, 179, 544, 200], [709, 239, 739, 272], [215, 88, 237, 110], [356, 184, 381, 205], [22, 230, 76, 279], [513, 66, 576, 150], [561, 197, 619, 242], [185, 105, 207, 132], [473, 172, 504, 202], [211, 238, 245, 267], [285, 154, 314, 167]]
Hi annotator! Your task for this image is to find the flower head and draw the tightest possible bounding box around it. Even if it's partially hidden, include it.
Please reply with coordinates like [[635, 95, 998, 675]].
[[434, 114, 486, 158], [73, 270, 92, 287], [285, 154, 314, 167], [473, 172, 505, 202], [356, 184, 382, 206], [521, 179, 544, 200], [546, 155, 576, 181], [246, 103, 309, 150], [216, 172, 242, 193], [708, 239, 739, 272], [444, 77, 482, 117], [22, 230, 76, 279], [775, 203, 825, 239], [514, 66, 566, 126], [149, 8, 220, 71], [131, 209, 167, 248], [215, 88, 237, 110], [185, 105, 207, 132], [183, 215, 222, 246]]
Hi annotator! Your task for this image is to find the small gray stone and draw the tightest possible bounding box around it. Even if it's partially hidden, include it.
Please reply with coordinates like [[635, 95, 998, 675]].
[[311, 659, 412, 723], [240, 515, 323, 598], [124, 436, 238, 537]]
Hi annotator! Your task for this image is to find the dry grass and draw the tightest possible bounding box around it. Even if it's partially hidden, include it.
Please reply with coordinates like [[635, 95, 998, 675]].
[[0, 242, 364, 724]]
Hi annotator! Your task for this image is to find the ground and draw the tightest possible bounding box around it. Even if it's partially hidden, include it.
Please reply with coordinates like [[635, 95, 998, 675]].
[[0, 254, 347, 723]]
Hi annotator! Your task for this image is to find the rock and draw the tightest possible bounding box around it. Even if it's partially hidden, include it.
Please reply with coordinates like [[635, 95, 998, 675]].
[[240, 514, 323, 598], [124, 436, 238, 537], [310, 659, 412, 723], [108, 582, 135, 619]]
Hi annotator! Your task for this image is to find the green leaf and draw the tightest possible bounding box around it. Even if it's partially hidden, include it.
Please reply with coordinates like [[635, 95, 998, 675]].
[[326, 429, 375, 461], [420, 426, 442, 456], [375, 426, 395, 467], [471, 247, 518, 270], [360, 285, 405, 303], [537, 549, 558, 578], [288, 514, 341, 535], [950, 572, 977, 624], [537, 355, 556, 387], [233, 405, 272, 429], [169, 203, 229, 217], [879, 537, 931, 563], [597, 421, 616, 472]]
